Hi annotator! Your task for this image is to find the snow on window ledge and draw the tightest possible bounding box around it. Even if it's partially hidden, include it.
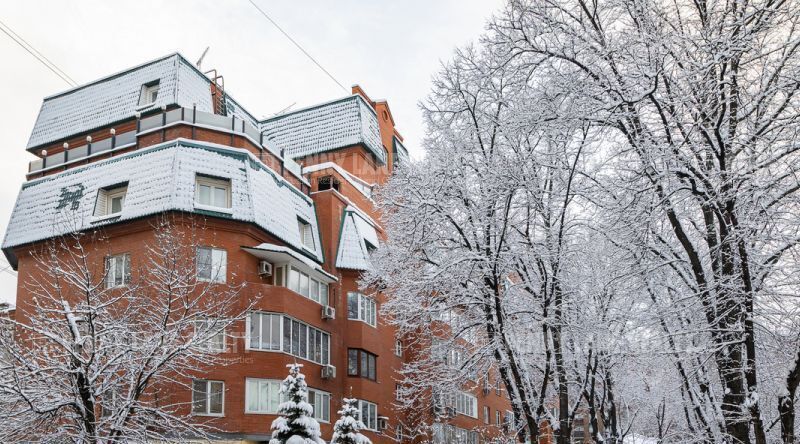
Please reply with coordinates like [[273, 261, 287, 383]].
[[194, 203, 234, 215], [90, 213, 122, 224]]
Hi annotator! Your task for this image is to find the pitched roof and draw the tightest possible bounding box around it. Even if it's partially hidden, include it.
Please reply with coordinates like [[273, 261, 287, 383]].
[[3, 140, 323, 265], [26, 53, 217, 150], [335, 206, 379, 270], [260, 95, 386, 164]]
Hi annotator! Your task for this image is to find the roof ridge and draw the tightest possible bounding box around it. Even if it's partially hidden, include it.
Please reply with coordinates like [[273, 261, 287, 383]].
[[41, 52, 188, 101]]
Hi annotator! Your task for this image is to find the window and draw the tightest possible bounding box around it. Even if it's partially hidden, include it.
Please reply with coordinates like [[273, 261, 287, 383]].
[[94, 184, 128, 217], [318, 175, 340, 192], [139, 80, 160, 106], [396, 424, 404, 441], [247, 312, 330, 365], [395, 340, 403, 357], [357, 399, 378, 431], [484, 405, 490, 424], [197, 247, 226, 283], [192, 380, 224, 416], [195, 175, 231, 208], [286, 267, 329, 305], [195, 319, 226, 352], [297, 218, 315, 250], [395, 384, 401, 401], [245, 378, 281, 414], [308, 389, 331, 422], [348, 349, 377, 380], [496, 410, 501, 425], [245, 378, 328, 421], [347, 292, 377, 327], [105, 253, 131, 288], [454, 391, 477, 418]]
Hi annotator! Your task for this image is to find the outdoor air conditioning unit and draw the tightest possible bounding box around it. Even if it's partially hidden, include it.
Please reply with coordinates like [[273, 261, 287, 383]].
[[377, 416, 389, 431], [322, 305, 335, 320], [321, 364, 336, 379], [258, 261, 273, 276]]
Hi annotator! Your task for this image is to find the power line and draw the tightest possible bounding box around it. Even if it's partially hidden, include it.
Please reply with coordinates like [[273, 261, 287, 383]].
[[0, 18, 77, 87], [246, 0, 347, 92]]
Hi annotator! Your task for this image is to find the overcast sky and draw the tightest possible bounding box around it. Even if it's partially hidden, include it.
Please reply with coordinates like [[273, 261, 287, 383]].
[[0, 0, 501, 305]]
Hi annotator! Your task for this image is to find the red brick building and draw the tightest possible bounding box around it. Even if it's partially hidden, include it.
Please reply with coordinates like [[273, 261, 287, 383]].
[[2, 53, 511, 443]]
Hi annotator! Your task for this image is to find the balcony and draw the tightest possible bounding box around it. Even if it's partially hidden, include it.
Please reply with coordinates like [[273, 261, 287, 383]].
[[27, 107, 303, 180]]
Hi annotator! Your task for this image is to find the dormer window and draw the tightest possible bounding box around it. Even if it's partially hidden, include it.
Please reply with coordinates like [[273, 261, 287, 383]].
[[138, 80, 160, 106], [195, 175, 231, 209], [94, 183, 128, 217], [298, 218, 314, 250]]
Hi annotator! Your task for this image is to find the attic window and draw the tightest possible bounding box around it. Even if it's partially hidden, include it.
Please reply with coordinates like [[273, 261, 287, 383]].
[[195, 175, 231, 209], [94, 183, 128, 217], [364, 239, 377, 255], [138, 80, 160, 106], [318, 175, 340, 192], [298, 218, 315, 250]]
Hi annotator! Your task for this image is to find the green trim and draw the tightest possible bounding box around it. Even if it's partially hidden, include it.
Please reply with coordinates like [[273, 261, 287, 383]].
[[194, 209, 233, 219], [333, 209, 350, 268]]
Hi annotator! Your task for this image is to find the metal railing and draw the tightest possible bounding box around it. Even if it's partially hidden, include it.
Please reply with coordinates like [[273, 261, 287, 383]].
[[28, 107, 285, 175]]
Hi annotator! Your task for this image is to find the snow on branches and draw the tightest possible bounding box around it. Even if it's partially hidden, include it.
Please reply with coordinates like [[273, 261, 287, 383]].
[[269, 363, 325, 444]]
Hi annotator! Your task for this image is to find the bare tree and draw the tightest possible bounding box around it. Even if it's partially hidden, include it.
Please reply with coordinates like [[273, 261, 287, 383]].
[[0, 216, 251, 442]]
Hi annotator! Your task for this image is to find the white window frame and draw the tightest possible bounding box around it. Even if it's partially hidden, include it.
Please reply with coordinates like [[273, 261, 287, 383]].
[[286, 266, 328, 305], [246, 312, 330, 365], [195, 319, 226, 353], [139, 81, 160, 106], [105, 253, 131, 289], [191, 379, 224, 416], [244, 378, 282, 414], [308, 388, 331, 423], [347, 292, 377, 327], [94, 184, 128, 217], [484, 405, 490, 424], [196, 247, 227, 283], [395, 340, 403, 357], [357, 399, 378, 431], [195, 175, 231, 209], [454, 391, 478, 418], [297, 218, 315, 250]]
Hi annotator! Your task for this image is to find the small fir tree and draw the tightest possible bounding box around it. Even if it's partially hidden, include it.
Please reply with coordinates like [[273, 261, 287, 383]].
[[331, 398, 372, 444], [269, 364, 325, 444]]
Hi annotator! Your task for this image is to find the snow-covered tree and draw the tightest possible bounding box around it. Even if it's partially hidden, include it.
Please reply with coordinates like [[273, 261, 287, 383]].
[[368, 0, 800, 443], [269, 363, 325, 444], [331, 397, 372, 444], [0, 216, 252, 442]]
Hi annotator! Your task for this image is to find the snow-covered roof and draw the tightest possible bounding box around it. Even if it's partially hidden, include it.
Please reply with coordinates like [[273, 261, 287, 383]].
[[243, 243, 337, 283], [3, 140, 323, 264], [27, 53, 215, 150], [303, 162, 375, 201], [335, 206, 379, 271], [260, 95, 386, 165]]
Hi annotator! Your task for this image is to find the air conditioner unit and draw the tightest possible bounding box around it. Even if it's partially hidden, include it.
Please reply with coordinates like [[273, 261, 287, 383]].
[[482, 384, 490, 395], [322, 305, 335, 320], [258, 261, 273, 276], [321, 364, 336, 379], [377, 416, 389, 430]]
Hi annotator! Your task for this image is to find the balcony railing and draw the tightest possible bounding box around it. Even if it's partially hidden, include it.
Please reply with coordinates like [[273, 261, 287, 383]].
[[27, 107, 303, 179]]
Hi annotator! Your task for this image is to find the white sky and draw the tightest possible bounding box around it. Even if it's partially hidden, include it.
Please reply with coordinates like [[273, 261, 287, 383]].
[[0, 0, 501, 305]]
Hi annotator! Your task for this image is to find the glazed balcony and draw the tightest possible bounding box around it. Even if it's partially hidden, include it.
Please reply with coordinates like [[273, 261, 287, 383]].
[[27, 106, 304, 184]]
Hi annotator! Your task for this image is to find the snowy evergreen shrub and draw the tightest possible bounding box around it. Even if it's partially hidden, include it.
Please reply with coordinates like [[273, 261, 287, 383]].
[[331, 397, 372, 444], [269, 364, 325, 444]]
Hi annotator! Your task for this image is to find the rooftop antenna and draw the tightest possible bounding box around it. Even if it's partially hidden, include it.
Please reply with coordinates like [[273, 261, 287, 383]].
[[196, 46, 210, 70]]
